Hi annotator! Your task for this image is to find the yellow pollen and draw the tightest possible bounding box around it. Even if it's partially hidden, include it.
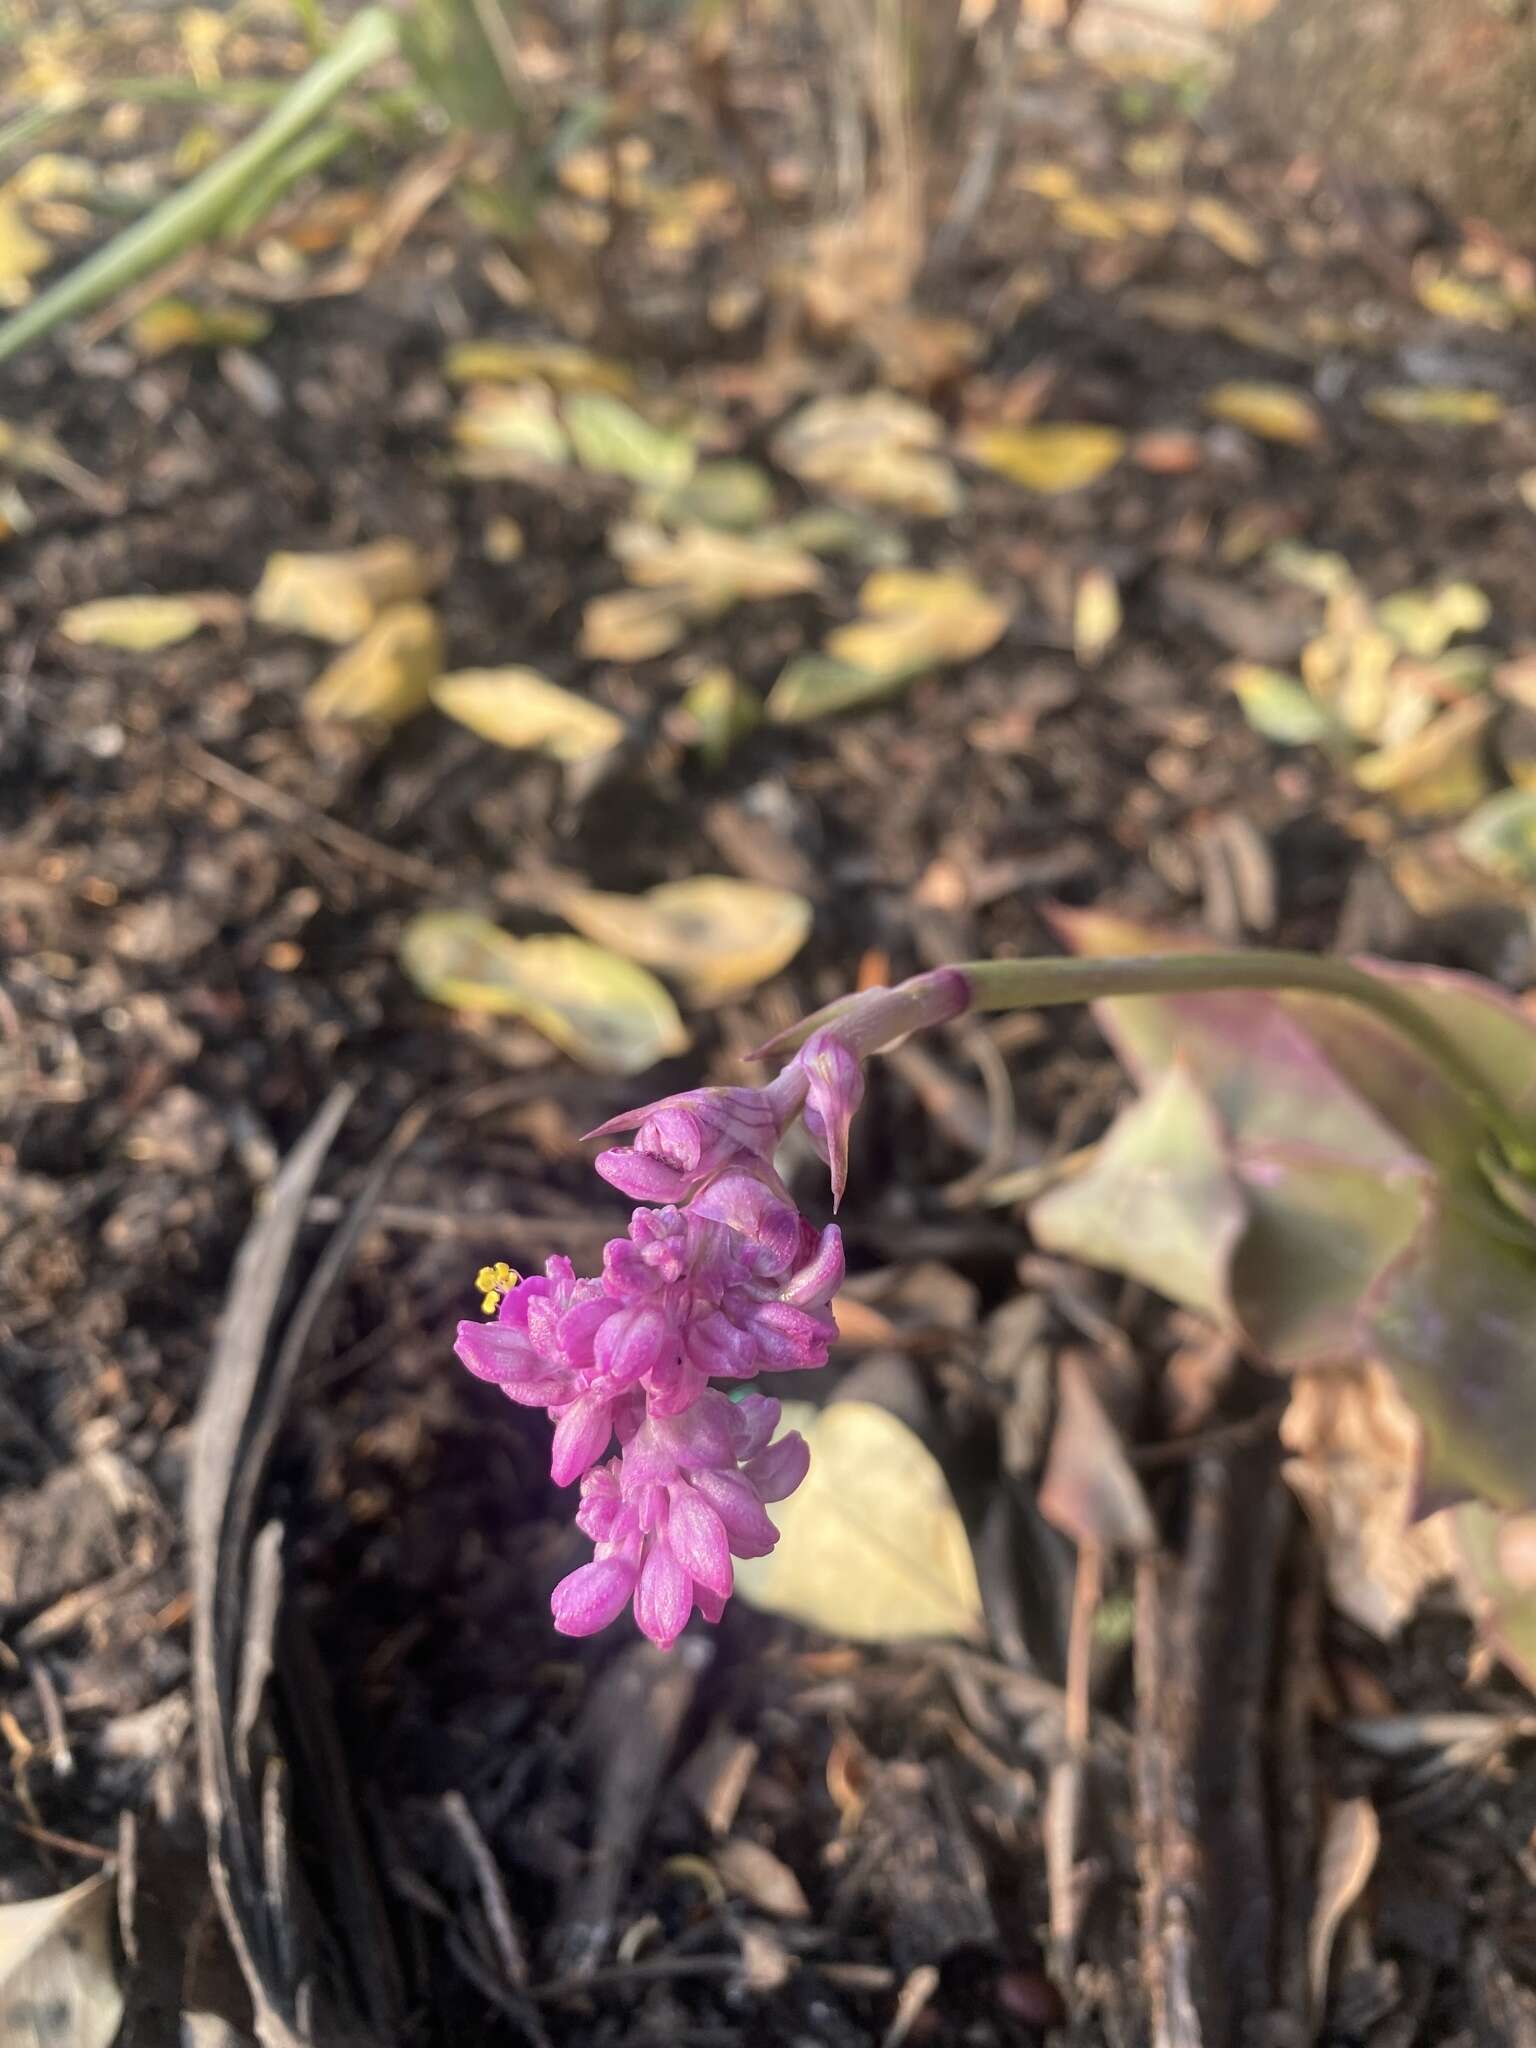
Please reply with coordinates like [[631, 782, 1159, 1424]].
[[475, 1261, 520, 1314]]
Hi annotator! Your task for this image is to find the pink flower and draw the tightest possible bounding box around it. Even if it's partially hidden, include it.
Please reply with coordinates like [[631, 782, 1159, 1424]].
[[551, 1392, 810, 1649], [587, 1066, 807, 1205]]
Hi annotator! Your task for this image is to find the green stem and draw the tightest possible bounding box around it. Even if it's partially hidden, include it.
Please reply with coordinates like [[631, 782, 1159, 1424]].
[[962, 953, 1528, 1168], [0, 6, 398, 366]]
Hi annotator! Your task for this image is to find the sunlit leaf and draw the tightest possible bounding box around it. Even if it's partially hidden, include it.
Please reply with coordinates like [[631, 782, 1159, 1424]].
[[443, 339, 634, 393], [733, 1400, 985, 1643], [1223, 661, 1348, 747], [579, 587, 688, 661], [0, 1874, 123, 2048], [1414, 267, 1511, 330], [678, 666, 759, 766], [1073, 566, 1121, 667], [564, 391, 696, 490], [1203, 380, 1323, 447], [1351, 696, 1494, 816], [1456, 788, 1536, 887], [1055, 193, 1130, 241], [1301, 622, 1400, 741], [825, 567, 1008, 680], [451, 383, 571, 471], [764, 652, 902, 723], [962, 422, 1125, 493], [0, 192, 50, 306], [1365, 386, 1504, 427], [1032, 1061, 1245, 1321], [1374, 582, 1490, 659], [129, 296, 271, 356], [58, 592, 215, 650], [551, 874, 812, 1000], [252, 538, 432, 643], [400, 913, 688, 1072], [431, 666, 625, 760], [649, 459, 775, 531], [611, 521, 823, 605], [1185, 194, 1265, 265], [772, 392, 961, 519], [1267, 540, 1356, 598], [304, 602, 442, 723]]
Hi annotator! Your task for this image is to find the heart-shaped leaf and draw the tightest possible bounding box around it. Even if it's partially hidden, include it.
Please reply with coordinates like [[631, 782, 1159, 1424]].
[[400, 913, 688, 1072], [733, 1400, 985, 1643], [431, 666, 625, 761]]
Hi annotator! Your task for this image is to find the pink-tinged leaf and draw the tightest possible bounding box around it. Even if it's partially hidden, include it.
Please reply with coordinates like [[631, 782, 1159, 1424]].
[[1232, 1153, 1433, 1370], [1357, 960, 1536, 1151], [1363, 1207, 1536, 1510], [1050, 908, 1423, 1172], [1454, 1503, 1536, 1694], [1038, 1351, 1157, 1555], [1031, 1060, 1246, 1322]]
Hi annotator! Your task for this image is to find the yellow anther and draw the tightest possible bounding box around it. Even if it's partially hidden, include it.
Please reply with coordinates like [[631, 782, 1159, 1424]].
[[474, 1261, 520, 1315]]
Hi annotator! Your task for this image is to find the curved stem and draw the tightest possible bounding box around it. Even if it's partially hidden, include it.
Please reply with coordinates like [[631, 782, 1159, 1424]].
[[962, 952, 1526, 1167]]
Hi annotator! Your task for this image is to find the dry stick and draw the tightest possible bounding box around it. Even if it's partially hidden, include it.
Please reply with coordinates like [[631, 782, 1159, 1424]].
[[177, 738, 447, 895], [1047, 1540, 1102, 1975]]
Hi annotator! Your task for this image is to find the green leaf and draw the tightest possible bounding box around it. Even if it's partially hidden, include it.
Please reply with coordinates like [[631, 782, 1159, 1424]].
[[765, 652, 909, 722], [1456, 788, 1536, 887], [563, 392, 696, 490], [1223, 661, 1349, 748], [1455, 1503, 1536, 1693], [649, 460, 775, 531], [399, 913, 689, 1073], [1031, 1061, 1246, 1321]]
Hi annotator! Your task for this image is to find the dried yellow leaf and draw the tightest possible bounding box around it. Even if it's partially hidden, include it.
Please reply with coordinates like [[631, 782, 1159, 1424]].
[[1204, 380, 1323, 447], [553, 874, 812, 1000], [57, 593, 212, 651], [304, 603, 442, 724], [961, 422, 1125, 493], [1365, 387, 1504, 427], [431, 666, 625, 761], [251, 539, 431, 643], [1185, 194, 1265, 265]]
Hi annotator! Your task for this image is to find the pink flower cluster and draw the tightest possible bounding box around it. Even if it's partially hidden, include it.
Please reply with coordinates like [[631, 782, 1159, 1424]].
[[453, 971, 969, 1649]]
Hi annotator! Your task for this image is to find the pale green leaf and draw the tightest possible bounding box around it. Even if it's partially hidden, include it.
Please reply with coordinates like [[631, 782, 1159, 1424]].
[[551, 874, 812, 1000], [431, 666, 625, 761], [400, 913, 688, 1073], [733, 1400, 985, 1643], [564, 391, 696, 490]]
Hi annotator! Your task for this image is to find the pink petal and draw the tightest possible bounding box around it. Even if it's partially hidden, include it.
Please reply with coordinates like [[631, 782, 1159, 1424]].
[[634, 1543, 693, 1649], [652, 1391, 737, 1471], [551, 1557, 636, 1637], [594, 1304, 671, 1388], [550, 1389, 615, 1487], [728, 1393, 782, 1462], [692, 1468, 780, 1558], [744, 1430, 810, 1504], [666, 1484, 733, 1600]]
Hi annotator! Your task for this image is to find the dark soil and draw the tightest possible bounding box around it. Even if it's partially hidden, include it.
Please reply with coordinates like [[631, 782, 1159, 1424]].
[[5, 41, 1536, 2048]]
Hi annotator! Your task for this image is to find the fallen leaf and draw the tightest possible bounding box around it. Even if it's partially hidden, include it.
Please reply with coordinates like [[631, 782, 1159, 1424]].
[[451, 383, 571, 472], [779, 504, 910, 566], [0, 191, 50, 306], [1414, 266, 1511, 330], [1223, 661, 1348, 748], [129, 297, 271, 356], [251, 539, 432, 642], [713, 1839, 811, 1920], [399, 914, 688, 1072], [772, 392, 961, 519], [551, 874, 812, 1000], [825, 567, 1008, 680], [1282, 1363, 1459, 1637], [431, 666, 625, 761], [649, 459, 775, 531], [1039, 1352, 1157, 1554], [611, 521, 823, 606], [677, 666, 760, 766], [862, 308, 981, 393], [304, 602, 442, 723], [1267, 541, 1356, 598], [442, 339, 634, 392], [1351, 697, 1494, 816], [1185, 194, 1265, 265], [1365, 387, 1505, 427], [1374, 583, 1490, 660], [1203, 380, 1324, 447], [579, 587, 688, 661], [1307, 1800, 1380, 2016], [58, 592, 217, 650], [962, 422, 1125, 493], [0, 1873, 124, 2048], [1073, 567, 1121, 667], [764, 653, 901, 723], [733, 1400, 985, 1642], [1456, 1502, 1536, 1694], [1456, 788, 1536, 887], [564, 391, 696, 490]]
